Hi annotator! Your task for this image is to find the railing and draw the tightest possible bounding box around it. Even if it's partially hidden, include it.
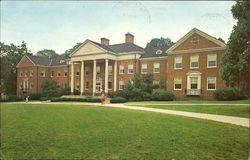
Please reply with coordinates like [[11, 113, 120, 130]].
[[185, 89, 202, 96]]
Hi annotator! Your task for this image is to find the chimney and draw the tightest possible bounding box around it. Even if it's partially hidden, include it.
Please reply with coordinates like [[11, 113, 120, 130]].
[[125, 32, 134, 43], [100, 38, 109, 45]]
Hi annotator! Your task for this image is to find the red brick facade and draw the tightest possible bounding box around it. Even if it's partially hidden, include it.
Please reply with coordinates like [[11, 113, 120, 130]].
[[16, 28, 226, 100]]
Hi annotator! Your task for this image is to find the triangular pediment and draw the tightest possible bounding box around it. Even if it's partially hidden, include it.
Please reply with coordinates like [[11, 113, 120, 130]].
[[70, 40, 108, 57], [167, 28, 226, 53], [16, 55, 35, 67]]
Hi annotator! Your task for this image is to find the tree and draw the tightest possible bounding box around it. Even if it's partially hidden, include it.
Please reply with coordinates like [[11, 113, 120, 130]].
[[220, 1, 250, 95], [146, 37, 173, 48], [40, 80, 59, 98], [0, 41, 32, 94], [61, 42, 82, 58], [36, 49, 59, 58]]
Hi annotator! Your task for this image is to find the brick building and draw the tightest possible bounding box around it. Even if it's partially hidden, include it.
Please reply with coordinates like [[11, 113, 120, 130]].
[[16, 28, 226, 100]]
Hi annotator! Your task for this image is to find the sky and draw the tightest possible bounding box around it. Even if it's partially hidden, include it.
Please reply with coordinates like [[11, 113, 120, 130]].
[[1, 1, 236, 54]]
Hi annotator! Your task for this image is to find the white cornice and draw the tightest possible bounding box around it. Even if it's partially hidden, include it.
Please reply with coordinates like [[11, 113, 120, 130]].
[[167, 47, 226, 55], [139, 56, 167, 61]]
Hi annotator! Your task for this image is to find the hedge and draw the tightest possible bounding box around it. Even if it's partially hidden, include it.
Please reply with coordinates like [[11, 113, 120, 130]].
[[151, 89, 174, 101], [110, 97, 127, 103], [213, 87, 247, 100], [0, 94, 23, 102], [27, 92, 42, 100], [50, 97, 101, 103], [40, 97, 49, 101]]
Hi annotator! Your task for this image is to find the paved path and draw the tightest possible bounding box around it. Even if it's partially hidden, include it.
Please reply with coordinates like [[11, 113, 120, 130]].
[[127, 103, 249, 106], [7, 102, 249, 127]]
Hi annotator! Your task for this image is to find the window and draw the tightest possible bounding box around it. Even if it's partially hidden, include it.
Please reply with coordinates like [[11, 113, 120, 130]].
[[207, 54, 217, 68], [20, 71, 23, 77], [57, 71, 61, 77], [174, 57, 182, 69], [108, 65, 112, 75], [141, 64, 147, 74], [85, 82, 89, 89], [108, 81, 112, 90], [119, 81, 125, 90], [174, 78, 182, 90], [64, 70, 68, 77], [85, 66, 89, 75], [30, 83, 33, 89], [156, 50, 162, 54], [25, 71, 28, 77], [75, 82, 80, 90], [76, 69, 80, 76], [40, 71, 45, 77], [96, 66, 101, 74], [190, 55, 199, 68], [190, 77, 198, 89], [191, 37, 198, 45], [128, 64, 134, 74], [207, 77, 216, 90], [119, 65, 124, 74], [51, 71, 55, 77], [30, 70, 33, 77], [153, 80, 160, 86], [153, 63, 160, 73]]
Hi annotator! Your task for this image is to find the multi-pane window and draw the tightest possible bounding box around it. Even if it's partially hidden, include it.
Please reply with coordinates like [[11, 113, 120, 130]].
[[119, 81, 125, 90], [190, 56, 199, 68], [30, 70, 33, 77], [108, 65, 112, 75], [64, 70, 68, 77], [153, 63, 160, 73], [108, 81, 112, 89], [75, 82, 80, 90], [207, 77, 216, 90], [128, 64, 134, 74], [51, 71, 55, 77], [57, 71, 61, 77], [76, 69, 80, 76], [207, 54, 217, 67], [96, 66, 101, 74], [174, 78, 182, 90], [85, 82, 89, 89], [85, 66, 89, 75], [119, 65, 124, 74], [191, 38, 198, 45], [174, 56, 182, 69], [41, 71, 45, 77], [141, 64, 147, 74], [190, 77, 198, 89]]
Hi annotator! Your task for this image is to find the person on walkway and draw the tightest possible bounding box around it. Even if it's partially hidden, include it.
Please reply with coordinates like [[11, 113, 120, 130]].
[[101, 91, 105, 104], [25, 96, 30, 103]]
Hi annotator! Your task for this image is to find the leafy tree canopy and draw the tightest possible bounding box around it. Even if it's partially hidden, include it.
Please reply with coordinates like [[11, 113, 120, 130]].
[[36, 49, 59, 58], [61, 43, 82, 58], [146, 37, 173, 48], [40, 80, 59, 98], [0, 41, 32, 94], [220, 1, 250, 94]]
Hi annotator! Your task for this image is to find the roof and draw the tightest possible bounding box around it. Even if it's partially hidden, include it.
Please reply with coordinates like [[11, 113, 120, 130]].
[[140, 44, 173, 59], [26, 55, 67, 66], [89, 40, 144, 53]]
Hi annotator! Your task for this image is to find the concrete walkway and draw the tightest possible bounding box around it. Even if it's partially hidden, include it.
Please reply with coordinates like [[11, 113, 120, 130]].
[[126, 103, 249, 106], [8, 101, 249, 127]]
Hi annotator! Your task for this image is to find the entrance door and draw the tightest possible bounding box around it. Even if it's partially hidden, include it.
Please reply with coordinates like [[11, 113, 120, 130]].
[[96, 80, 102, 93]]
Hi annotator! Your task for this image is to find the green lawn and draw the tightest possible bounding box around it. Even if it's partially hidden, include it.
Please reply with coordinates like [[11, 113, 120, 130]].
[[132, 105, 250, 118], [126, 99, 250, 104], [1, 103, 249, 159]]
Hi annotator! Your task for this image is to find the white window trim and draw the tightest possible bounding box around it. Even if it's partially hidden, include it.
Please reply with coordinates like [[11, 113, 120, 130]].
[[119, 65, 124, 74], [207, 54, 217, 68], [76, 69, 80, 76], [108, 81, 112, 90], [141, 64, 147, 74], [57, 71, 61, 77], [85, 82, 89, 90], [153, 63, 160, 73], [127, 64, 134, 74], [190, 55, 199, 69], [174, 56, 183, 70], [174, 78, 182, 90], [30, 70, 33, 77], [108, 65, 112, 75], [64, 70, 68, 77], [207, 77, 216, 90], [119, 81, 124, 90], [41, 71, 46, 77]]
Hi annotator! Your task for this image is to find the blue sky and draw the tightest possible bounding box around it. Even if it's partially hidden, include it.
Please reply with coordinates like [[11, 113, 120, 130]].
[[1, 1, 236, 54]]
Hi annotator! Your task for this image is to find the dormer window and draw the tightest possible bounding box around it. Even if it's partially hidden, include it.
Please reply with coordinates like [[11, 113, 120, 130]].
[[191, 38, 198, 45], [156, 50, 162, 54]]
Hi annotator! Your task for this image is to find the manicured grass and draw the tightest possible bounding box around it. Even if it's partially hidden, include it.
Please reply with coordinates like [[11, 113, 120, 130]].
[[126, 99, 250, 104], [1, 103, 249, 159], [133, 105, 250, 118]]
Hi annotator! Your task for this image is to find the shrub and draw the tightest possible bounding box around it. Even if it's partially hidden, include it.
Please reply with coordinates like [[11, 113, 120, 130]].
[[41, 80, 60, 98], [50, 97, 101, 103], [4, 94, 23, 102], [40, 97, 49, 101], [27, 92, 42, 100], [151, 89, 174, 101], [110, 97, 127, 103], [86, 97, 101, 103], [213, 87, 247, 100]]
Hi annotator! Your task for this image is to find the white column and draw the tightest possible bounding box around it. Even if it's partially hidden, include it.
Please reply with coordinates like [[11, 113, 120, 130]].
[[71, 62, 74, 94], [80, 61, 84, 95], [113, 60, 117, 92], [105, 59, 109, 93], [92, 60, 96, 96]]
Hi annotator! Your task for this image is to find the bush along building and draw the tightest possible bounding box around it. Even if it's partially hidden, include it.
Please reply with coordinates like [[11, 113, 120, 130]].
[[16, 28, 226, 100]]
